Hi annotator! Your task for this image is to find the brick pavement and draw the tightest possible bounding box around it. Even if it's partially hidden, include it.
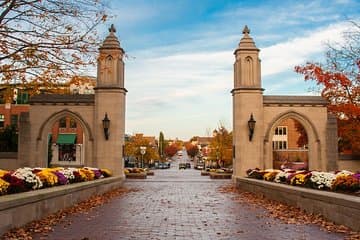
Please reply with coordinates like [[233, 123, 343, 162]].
[[33, 167, 346, 240]]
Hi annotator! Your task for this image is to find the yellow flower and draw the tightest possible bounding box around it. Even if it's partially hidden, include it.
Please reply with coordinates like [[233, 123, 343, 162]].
[[0, 169, 8, 178], [36, 170, 58, 187], [290, 173, 308, 186], [264, 171, 279, 181], [101, 169, 112, 177], [0, 178, 9, 195], [80, 168, 95, 181]]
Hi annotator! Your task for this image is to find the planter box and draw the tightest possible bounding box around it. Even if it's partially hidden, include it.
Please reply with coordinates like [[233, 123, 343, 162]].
[[235, 177, 360, 231], [209, 172, 232, 179], [125, 173, 147, 179], [201, 171, 210, 176], [0, 176, 124, 235]]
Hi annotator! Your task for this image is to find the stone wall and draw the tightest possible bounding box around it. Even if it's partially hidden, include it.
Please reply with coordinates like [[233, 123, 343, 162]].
[[0, 176, 124, 235], [235, 177, 360, 231], [337, 154, 360, 171], [0, 152, 18, 170]]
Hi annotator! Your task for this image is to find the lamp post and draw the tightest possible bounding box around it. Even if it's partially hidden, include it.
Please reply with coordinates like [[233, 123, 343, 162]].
[[248, 113, 256, 141], [140, 146, 146, 168]]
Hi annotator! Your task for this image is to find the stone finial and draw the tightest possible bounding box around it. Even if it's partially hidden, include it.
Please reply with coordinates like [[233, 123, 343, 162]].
[[109, 24, 116, 33], [99, 24, 123, 51], [242, 25, 250, 35], [234, 25, 258, 54]]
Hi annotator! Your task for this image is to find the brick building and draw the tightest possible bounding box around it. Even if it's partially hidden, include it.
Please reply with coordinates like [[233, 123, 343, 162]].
[[272, 118, 309, 169]]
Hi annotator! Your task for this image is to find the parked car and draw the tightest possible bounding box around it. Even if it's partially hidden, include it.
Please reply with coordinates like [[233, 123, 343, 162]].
[[179, 163, 186, 169], [195, 164, 204, 170]]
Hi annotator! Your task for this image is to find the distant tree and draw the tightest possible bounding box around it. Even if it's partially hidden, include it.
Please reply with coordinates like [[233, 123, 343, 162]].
[[164, 144, 178, 158], [295, 21, 360, 154], [0, 0, 107, 92], [185, 142, 198, 159], [294, 120, 308, 148], [158, 131, 165, 159], [124, 134, 159, 167], [209, 125, 232, 167]]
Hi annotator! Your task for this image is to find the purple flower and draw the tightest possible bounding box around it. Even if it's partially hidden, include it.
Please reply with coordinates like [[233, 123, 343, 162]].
[[92, 169, 102, 179], [353, 173, 360, 180], [52, 171, 68, 185]]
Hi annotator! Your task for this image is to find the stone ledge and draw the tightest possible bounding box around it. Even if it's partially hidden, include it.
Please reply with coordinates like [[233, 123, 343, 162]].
[[235, 177, 360, 231], [0, 176, 124, 235]]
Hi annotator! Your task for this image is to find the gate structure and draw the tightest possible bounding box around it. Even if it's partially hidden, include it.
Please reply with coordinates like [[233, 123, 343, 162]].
[[18, 25, 126, 176], [232, 26, 338, 177]]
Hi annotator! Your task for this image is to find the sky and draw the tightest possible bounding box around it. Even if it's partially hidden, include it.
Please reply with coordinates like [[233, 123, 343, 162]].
[[95, 0, 359, 140]]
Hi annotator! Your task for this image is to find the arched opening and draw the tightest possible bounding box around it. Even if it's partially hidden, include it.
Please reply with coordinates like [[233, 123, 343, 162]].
[[245, 56, 253, 85], [35, 109, 93, 168], [48, 115, 84, 167], [264, 111, 321, 170], [271, 118, 309, 170]]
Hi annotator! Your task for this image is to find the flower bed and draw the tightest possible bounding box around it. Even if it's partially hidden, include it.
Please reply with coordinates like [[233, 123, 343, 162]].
[[0, 167, 112, 196], [209, 172, 232, 179], [246, 168, 360, 193], [124, 168, 147, 179]]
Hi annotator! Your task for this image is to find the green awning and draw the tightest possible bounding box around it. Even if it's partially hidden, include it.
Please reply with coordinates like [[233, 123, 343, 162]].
[[57, 134, 76, 144]]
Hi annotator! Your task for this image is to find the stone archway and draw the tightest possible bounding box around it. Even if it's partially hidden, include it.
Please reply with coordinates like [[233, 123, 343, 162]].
[[35, 109, 94, 167], [264, 110, 321, 170], [15, 26, 126, 176]]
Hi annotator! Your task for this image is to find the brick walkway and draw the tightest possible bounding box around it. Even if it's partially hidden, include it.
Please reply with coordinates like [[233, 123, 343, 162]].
[[34, 167, 346, 240]]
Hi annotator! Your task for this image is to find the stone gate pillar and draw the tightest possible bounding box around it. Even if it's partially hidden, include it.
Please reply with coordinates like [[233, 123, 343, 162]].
[[232, 26, 264, 177], [94, 25, 127, 176], [326, 113, 338, 171]]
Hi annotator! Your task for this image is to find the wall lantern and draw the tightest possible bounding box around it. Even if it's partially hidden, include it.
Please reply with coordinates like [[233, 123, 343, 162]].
[[102, 113, 110, 140], [248, 113, 256, 141]]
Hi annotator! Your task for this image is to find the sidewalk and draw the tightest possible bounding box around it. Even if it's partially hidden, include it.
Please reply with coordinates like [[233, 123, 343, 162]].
[[33, 168, 346, 240]]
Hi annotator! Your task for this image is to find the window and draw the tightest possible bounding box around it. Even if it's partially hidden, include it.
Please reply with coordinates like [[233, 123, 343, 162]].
[[272, 141, 288, 150], [59, 117, 67, 128], [11, 114, 18, 127], [0, 114, 4, 128], [274, 126, 287, 136], [69, 118, 77, 128]]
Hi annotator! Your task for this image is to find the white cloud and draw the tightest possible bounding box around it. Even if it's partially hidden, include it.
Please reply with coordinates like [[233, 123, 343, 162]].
[[123, 19, 358, 139], [261, 22, 350, 77]]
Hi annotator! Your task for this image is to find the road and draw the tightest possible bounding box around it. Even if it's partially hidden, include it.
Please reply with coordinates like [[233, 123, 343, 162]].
[[31, 151, 346, 239]]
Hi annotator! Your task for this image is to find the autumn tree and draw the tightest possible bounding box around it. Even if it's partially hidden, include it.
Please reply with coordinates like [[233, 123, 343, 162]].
[[0, 0, 107, 95], [295, 21, 360, 154], [209, 125, 233, 167], [164, 143, 178, 158], [124, 134, 159, 167], [185, 142, 198, 159], [294, 120, 308, 148]]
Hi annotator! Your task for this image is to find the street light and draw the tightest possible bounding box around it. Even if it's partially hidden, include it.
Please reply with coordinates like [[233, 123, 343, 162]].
[[140, 146, 146, 168], [102, 113, 110, 140], [248, 113, 256, 141]]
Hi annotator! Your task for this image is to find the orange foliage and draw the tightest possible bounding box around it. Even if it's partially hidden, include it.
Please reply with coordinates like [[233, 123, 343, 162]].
[[295, 63, 359, 154]]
